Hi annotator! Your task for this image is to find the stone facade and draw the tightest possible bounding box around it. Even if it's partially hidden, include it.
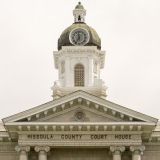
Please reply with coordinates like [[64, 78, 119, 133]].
[[0, 144, 18, 160], [0, 146, 160, 160]]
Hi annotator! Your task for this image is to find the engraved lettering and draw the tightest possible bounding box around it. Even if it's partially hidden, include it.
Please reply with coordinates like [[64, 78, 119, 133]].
[[115, 135, 132, 139], [91, 135, 107, 139], [27, 134, 54, 139], [115, 135, 119, 139], [72, 135, 75, 139]]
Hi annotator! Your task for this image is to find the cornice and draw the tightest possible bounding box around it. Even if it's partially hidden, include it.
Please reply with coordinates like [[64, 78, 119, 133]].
[[0, 131, 9, 137], [2, 91, 158, 123], [77, 91, 158, 123], [17, 131, 143, 134], [5, 122, 156, 126], [151, 131, 160, 137], [53, 46, 105, 69]]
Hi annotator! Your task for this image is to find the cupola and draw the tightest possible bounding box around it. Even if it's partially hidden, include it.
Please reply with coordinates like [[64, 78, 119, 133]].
[[58, 2, 101, 50], [73, 2, 86, 23]]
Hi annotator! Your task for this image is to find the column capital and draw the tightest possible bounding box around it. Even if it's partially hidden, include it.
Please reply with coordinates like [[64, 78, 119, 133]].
[[34, 146, 50, 153], [130, 145, 145, 155], [110, 146, 125, 152], [15, 145, 30, 152]]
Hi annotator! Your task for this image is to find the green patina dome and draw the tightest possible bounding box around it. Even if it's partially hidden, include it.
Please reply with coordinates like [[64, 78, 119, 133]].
[[58, 23, 101, 50], [75, 2, 84, 9]]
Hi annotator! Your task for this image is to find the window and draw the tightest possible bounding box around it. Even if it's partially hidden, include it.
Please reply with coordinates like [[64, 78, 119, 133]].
[[74, 64, 84, 87]]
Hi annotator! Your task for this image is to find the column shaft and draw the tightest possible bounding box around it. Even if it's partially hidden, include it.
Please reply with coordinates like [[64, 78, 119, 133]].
[[38, 150, 47, 160], [113, 150, 122, 160], [19, 151, 28, 160], [132, 155, 141, 160], [132, 150, 141, 160], [113, 154, 121, 160]]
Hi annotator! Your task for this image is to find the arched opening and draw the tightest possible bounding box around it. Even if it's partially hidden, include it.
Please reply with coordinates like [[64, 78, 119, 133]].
[[74, 63, 84, 87], [78, 15, 81, 22]]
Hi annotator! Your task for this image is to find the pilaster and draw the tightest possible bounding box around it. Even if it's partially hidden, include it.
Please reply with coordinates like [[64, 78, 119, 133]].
[[88, 56, 93, 86], [65, 56, 70, 87]]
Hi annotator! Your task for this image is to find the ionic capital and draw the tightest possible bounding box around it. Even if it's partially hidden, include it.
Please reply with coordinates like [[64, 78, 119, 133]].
[[34, 146, 50, 153], [15, 145, 30, 152], [110, 146, 125, 155], [130, 146, 145, 155]]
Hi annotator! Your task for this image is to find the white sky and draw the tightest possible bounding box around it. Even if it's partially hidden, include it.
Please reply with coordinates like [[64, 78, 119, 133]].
[[0, 0, 160, 120]]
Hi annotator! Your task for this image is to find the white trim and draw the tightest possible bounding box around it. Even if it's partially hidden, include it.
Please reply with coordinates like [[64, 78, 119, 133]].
[[3, 91, 158, 123], [5, 122, 156, 126], [151, 132, 160, 137]]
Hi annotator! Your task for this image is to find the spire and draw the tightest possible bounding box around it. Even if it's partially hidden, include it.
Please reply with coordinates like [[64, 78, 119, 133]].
[[73, 2, 86, 23]]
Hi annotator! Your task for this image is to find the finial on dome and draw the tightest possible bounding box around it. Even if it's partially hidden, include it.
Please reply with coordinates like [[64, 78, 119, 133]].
[[75, 2, 84, 9]]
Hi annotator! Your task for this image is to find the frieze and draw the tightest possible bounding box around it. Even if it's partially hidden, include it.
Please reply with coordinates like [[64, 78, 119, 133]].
[[26, 134, 133, 140]]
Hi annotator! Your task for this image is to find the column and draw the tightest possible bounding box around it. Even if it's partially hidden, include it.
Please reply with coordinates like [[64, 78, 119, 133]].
[[88, 56, 93, 86], [65, 56, 70, 87], [130, 146, 145, 160], [110, 146, 125, 160], [15, 145, 30, 160], [35, 146, 50, 160]]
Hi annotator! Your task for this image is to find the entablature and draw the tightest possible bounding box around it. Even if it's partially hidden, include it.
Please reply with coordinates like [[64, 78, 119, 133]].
[[54, 46, 105, 69]]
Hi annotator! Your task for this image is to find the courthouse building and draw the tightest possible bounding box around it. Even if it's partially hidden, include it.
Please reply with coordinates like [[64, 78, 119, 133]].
[[0, 2, 160, 160]]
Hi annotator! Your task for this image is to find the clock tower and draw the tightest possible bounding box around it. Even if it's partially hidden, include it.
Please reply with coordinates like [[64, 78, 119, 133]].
[[51, 2, 107, 100]]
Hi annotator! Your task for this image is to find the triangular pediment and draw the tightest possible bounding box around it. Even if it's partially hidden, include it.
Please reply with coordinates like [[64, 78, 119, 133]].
[[2, 91, 158, 142], [3, 91, 158, 123], [35, 105, 125, 122]]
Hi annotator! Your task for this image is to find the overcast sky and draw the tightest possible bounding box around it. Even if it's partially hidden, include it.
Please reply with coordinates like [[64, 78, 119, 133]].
[[0, 0, 160, 120]]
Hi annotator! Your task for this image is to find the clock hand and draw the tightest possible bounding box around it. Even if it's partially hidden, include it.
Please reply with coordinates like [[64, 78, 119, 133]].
[[76, 35, 80, 42], [77, 33, 80, 41]]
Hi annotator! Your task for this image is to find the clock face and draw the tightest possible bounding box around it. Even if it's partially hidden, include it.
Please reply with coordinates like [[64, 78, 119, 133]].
[[69, 28, 90, 46]]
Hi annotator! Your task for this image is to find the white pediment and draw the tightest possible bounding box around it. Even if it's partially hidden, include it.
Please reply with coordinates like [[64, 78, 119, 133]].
[[35, 105, 125, 122], [2, 91, 158, 123]]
